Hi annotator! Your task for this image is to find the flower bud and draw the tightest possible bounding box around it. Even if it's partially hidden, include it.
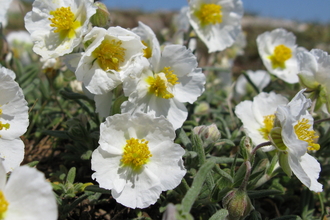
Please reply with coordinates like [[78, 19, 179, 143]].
[[222, 188, 254, 220], [90, 2, 111, 28], [193, 124, 221, 143], [194, 101, 210, 115]]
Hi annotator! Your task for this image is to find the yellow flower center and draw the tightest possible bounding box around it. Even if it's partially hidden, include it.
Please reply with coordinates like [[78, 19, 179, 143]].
[[195, 3, 222, 26], [121, 138, 152, 170], [163, 67, 179, 86], [269, 44, 292, 69], [142, 40, 152, 59], [92, 39, 126, 71], [48, 7, 81, 39], [294, 118, 320, 151], [146, 67, 179, 99], [0, 191, 9, 219], [0, 109, 10, 138], [259, 114, 275, 140]]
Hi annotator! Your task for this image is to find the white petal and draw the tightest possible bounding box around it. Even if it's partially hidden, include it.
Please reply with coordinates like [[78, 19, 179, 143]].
[[288, 153, 322, 192], [94, 91, 113, 118], [157, 45, 197, 76], [147, 141, 186, 191], [0, 139, 24, 172], [91, 147, 123, 191], [174, 68, 205, 104], [111, 168, 162, 209], [187, 0, 243, 53], [4, 166, 58, 220]]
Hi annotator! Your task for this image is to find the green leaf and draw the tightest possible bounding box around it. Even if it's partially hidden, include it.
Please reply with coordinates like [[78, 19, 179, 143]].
[[209, 209, 228, 220], [81, 150, 93, 160], [176, 128, 193, 151], [181, 159, 216, 213], [66, 167, 76, 184], [272, 215, 302, 220], [208, 156, 244, 164], [85, 185, 112, 194], [42, 130, 69, 139], [247, 189, 283, 199], [26, 161, 39, 167], [191, 132, 206, 165]]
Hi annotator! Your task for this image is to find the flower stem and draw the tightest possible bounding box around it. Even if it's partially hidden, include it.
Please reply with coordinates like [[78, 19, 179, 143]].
[[251, 141, 272, 156], [239, 160, 251, 191], [314, 117, 330, 124]]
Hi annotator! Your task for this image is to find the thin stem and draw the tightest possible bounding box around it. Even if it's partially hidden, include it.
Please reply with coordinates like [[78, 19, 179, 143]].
[[239, 161, 251, 191], [243, 71, 260, 94], [309, 98, 317, 115], [251, 141, 272, 156], [314, 117, 330, 124]]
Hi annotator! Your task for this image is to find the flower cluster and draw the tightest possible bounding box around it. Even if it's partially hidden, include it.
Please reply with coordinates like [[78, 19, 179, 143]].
[[23, 0, 207, 209], [0, 0, 328, 219]]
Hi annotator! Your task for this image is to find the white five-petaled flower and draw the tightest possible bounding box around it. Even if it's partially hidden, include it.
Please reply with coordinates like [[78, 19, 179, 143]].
[[235, 70, 271, 99], [91, 113, 186, 209], [6, 31, 33, 65], [235, 91, 289, 151], [66, 26, 145, 95], [256, 28, 302, 84], [0, 66, 29, 172], [24, 0, 97, 59], [269, 90, 323, 192], [0, 161, 58, 220], [297, 49, 330, 113], [132, 21, 161, 68], [121, 44, 206, 130], [187, 0, 244, 53]]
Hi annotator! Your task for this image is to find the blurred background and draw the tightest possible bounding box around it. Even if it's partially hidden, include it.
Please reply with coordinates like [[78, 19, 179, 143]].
[[102, 0, 330, 24]]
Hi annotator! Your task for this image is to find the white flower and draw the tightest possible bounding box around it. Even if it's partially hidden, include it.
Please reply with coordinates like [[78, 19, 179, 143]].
[[6, 31, 33, 65], [91, 113, 186, 209], [121, 44, 206, 130], [235, 92, 288, 151], [297, 49, 330, 112], [0, 161, 58, 219], [0, 0, 13, 28], [235, 70, 271, 98], [256, 28, 301, 84], [269, 90, 323, 192], [132, 22, 161, 68], [0, 67, 29, 172], [24, 0, 97, 59], [0, 66, 15, 79], [187, 0, 243, 53], [171, 6, 190, 46], [94, 91, 113, 118], [40, 57, 61, 72], [67, 26, 145, 95]]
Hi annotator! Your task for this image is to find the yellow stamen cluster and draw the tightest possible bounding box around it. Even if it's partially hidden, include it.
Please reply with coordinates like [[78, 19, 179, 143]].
[[269, 44, 292, 69], [0, 109, 10, 135], [92, 39, 126, 71], [142, 40, 152, 59], [146, 67, 179, 99], [294, 118, 320, 151], [147, 75, 174, 99], [259, 114, 275, 140], [48, 7, 81, 39], [163, 67, 179, 86], [195, 3, 222, 26], [121, 138, 152, 170], [0, 191, 9, 219]]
